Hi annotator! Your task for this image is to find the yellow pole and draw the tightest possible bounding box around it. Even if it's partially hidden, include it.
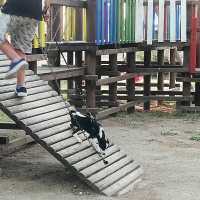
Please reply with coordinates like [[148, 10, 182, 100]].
[[33, 25, 39, 48], [64, 7, 68, 40], [67, 7, 72, 41], [72, 8, 75, 41], [40, 21, 45, 47], [2, 0, 6, 5]]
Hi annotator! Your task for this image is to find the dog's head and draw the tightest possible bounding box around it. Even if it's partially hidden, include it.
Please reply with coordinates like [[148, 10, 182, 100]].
[[97, 127, 110, 151]]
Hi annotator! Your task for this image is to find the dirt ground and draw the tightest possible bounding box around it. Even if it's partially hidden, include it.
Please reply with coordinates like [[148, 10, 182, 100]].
[[1, 106, 200, 200]]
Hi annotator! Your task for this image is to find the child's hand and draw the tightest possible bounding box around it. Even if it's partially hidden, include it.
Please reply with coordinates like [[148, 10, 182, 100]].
[[43, 13, 50, 22]]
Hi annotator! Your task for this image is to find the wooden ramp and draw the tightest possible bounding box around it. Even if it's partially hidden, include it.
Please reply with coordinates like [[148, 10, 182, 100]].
[[0, 55, 144, 196]]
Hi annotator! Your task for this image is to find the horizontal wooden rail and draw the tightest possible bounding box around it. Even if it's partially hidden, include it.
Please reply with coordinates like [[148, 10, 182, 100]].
[[51, 0, 86, 8]]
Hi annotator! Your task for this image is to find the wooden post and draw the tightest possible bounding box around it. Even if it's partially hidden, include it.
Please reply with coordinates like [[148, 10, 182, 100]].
[[109, 54, 118, 116], [67, 52, 74, 90], [182, 2, 193, 107], [127, 52, 136, 113], [195, 1, 200, 106], [85, 0, 96, 111], [75, 8, 83, 98], [144, 51, 151, 110], [169, 49, 176, 89], [48, 5, 61, 94], [29, 49, 37, 74], [157, 50, 164, 105]]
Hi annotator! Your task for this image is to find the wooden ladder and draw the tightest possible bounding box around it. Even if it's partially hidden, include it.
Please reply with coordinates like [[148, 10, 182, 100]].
[[0, 54, 144, 196]]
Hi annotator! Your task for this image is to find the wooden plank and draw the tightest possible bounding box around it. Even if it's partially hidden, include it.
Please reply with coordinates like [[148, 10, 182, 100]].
[[34, 122, 72, 140], [0, 91, 58, 108], [78, 151, 127, 178], [71, 144, 118, 173], [95, 47, 139, 55], [88, 156, 133, 184], [176, 106, 200, 112], [0, 135, 34, 152], [95, 162, 140, 191], [27, 115, 71, 133], [0, 69, 34, 79], [131, 96, 194, 101], [0, 85, 53, 102], [21, 107, 70, 126], [101, 167, 144, 196], [147, 0, 153, 45], [49, 133, 85, 152], [57, 137, 91, 158], [43, 129, 73, 146], [51, 0, 86, 8], [0, 80, 45, 94], [158, 0, 165, 42], [135, 0, 144, 43], [132, 68, 189, 73], [177, 77, 200, 82], [0, 122, 21, 130], [15, 101, 68, 120], [181, 0, 187, 42], [170, 0, 176, 42], [8, 96, 64, 114]]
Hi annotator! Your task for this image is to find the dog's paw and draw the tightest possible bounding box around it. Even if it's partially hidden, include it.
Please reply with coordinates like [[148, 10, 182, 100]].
[[77, 138, 82, 143]]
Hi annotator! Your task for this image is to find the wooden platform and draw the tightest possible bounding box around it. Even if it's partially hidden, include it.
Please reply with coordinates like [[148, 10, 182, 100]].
[[0, 56, 144, 196]]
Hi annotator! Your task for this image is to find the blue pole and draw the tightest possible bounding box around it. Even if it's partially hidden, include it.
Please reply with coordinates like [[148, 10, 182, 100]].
[[109, 0, 113, 44], [96, 0, 100, 45], [152, 6, 155, 39], [101, 0, 104, 45], [105, 0, 108, 44]]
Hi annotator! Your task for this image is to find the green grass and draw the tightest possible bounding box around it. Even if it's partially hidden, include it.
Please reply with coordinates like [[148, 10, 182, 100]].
[[0, 110, 11, 122], [161, 131, 177, 136], [190, 137, 200, 141]]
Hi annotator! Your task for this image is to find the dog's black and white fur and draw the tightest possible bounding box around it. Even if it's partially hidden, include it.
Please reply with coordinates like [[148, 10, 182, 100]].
[[70, 110, 109, 155]]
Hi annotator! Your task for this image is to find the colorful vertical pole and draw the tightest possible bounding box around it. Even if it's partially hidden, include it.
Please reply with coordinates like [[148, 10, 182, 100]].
[[125, 0, 128, 43], [113, 0, 117, 44], [96, 0, 100, 45], [105, 0, 109, 44], [128, 0, 132, 43], [40, 21, 45, 47], [68, 7, 72, 41], [164, 1, 167, 40], [33, 24, 39, 48], [101, 0, 104, 44], [64, 8, 68, 40], [109, 0, 113, 44], [166, 6, 170, 40], [152, 5, 155, 39], [176, 2, 180, 40], [121, 0, 124, 43], [131, 0, 135, 43], [117, 0, 121, 43], [72, 8, 75, 41]]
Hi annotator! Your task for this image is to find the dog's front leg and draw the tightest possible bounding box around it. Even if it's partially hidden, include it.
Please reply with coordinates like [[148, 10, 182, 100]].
[[72, 128, 82, 143]]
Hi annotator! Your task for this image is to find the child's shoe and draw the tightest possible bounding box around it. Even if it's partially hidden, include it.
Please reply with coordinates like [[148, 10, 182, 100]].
[[15, 86, 27, 97], [4, 58, 28, 79]]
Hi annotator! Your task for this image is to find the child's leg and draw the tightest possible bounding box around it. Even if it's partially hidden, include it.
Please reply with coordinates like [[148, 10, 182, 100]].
[[0, 39, 21, 60], [15, 49, 26, 85]]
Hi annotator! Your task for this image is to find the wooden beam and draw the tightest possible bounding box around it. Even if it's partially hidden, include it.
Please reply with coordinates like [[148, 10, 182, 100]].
[[0, 122, 21, 130], [51, 0, 86, 8]]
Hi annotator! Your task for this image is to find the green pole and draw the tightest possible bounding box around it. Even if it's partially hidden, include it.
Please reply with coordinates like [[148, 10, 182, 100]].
[[125, 0, 128, 43], [117, 0, 121, 43], [131, 0, 135, 42], [121, 0, 124, 43], [128, 0, 132, 42]]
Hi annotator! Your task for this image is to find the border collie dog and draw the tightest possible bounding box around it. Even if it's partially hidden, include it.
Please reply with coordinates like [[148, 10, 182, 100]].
[[70, 110, 109, 155]]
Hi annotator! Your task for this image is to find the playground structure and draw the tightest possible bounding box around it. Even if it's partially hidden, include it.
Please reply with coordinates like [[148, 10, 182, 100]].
[[30, 0, 200, 119], [0, 0, 200, 196]]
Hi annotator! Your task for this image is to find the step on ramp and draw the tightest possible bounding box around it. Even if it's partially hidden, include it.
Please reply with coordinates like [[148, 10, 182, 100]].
[[0, 55, 144, 196]]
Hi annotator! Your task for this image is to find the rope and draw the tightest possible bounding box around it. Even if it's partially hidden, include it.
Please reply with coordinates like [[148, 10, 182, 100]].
[[37, 5, 109, 165]]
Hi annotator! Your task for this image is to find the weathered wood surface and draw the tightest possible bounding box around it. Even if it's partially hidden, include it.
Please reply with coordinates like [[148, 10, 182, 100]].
[[0, 69, 143, 196]]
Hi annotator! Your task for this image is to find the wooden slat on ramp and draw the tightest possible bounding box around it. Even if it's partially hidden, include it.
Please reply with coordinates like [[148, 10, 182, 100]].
[[0, 57, 144, 196]]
